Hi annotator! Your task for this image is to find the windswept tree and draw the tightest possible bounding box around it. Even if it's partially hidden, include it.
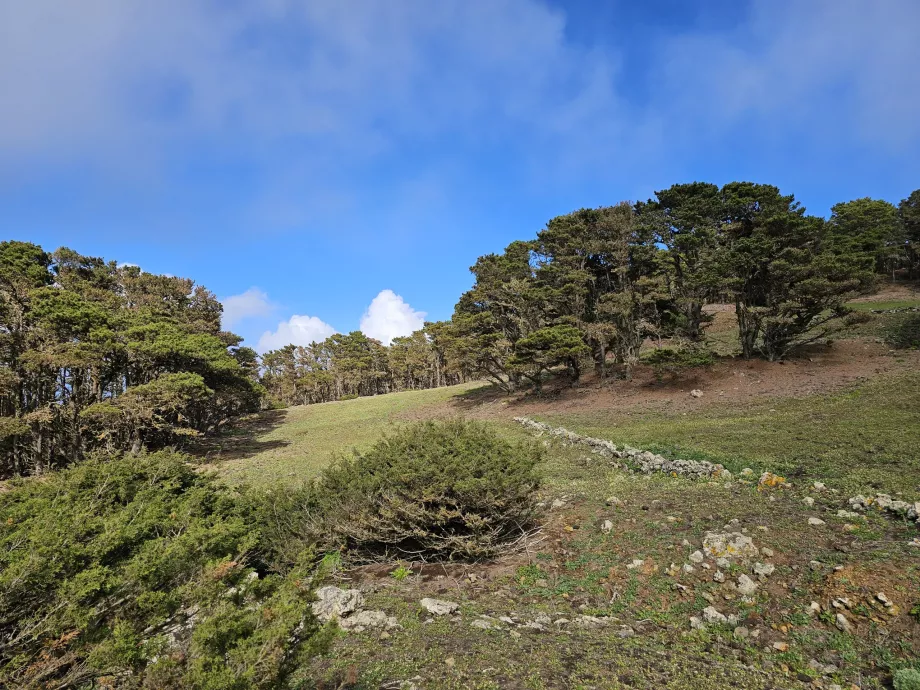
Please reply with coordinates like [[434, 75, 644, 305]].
[[635, 182, 723, 340], [828, 197, 904, 279], [0, 242, 262, 477], [718, 183, 874, 360], [899, 188, 920, 278]]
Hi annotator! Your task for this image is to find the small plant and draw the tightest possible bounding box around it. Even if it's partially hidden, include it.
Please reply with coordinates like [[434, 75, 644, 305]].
[[886, 313, 920, 349], [894, 667, 920, 690], [390, 564, 413, 581], [339, 393, 359, 401]]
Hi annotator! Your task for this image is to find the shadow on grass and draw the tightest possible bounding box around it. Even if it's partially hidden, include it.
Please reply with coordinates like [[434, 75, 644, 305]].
[[188, 408, 291, 463]]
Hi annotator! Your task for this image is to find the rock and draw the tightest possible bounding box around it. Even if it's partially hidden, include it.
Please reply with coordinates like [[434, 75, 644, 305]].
[[832, 597, 851, 609], [808, 517, 826, 526], [690, 389, 704, 398], [737, 574, 758, 596], [758, 472, 788, 488], [573, 615, 609, 629], [713, 571, 726, 583], [419, 598, 459, 616], [772, 641, 789, 652], [339, 610, 399, 632], [551, 498, 566, 510], [876, 592, 892, 607], [753, 562, 775, 577], [470, 619, 495, 630], [553, 618, 570, 626], [813, 481, 827, 491], [312, 586, 365, 622], [626, 559, 644, 570], [733, 626, 750, 639], [601, 519, 613, 533], [761, 547, 774, 557], [534, 578, 549, 588], [617, 626, 636, 638], [703, 531, 759, 560], [716, 557, 731, 569], [498, 616, 515, 625], [835, 613, 853, 632], [689, 550, 704, 564], [809, 560, 823, 571], [702, 606, 727, 624], [808, 659, 839, 676], [740, 468, 754, 478], [682, 564, 695, 574], [606, 496, 623, 506], [803, 497, 815, 507], [689, 616, 705, 630]]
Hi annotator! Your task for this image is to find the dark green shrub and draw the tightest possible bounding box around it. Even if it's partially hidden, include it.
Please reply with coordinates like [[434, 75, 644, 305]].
[[0, 451, 328, 689], [886, 313, 920, 349], [339, 393, 359, 401], [642, 346, 715, 380], [265, 420, 543, 563]]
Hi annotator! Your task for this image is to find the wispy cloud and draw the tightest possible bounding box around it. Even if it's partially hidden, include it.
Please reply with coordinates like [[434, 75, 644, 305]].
[[221, 287, 275, 330]]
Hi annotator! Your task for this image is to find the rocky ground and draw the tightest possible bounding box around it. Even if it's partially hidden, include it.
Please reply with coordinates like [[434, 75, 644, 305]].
[[301, 422, 920, 690]]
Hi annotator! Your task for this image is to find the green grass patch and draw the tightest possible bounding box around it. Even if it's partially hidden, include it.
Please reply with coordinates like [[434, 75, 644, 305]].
[[534, 371, 920, 495]]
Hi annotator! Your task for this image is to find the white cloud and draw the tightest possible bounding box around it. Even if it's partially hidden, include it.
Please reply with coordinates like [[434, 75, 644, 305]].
[[221, 287, 274, 330], [359, 289, 426, 345], [256, 314, 336, 353]]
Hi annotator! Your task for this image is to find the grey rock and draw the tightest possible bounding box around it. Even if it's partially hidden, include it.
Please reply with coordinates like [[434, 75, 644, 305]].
[[339, 609, 399, 632], [312, 586, 364, 622], [752, 562, 775, 577], [419, 598, 459, 616], [737, 574, 758, 596]]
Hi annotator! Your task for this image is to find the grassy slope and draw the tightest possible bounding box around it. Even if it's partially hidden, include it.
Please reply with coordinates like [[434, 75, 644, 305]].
[[205, 381, 486, 487], [207, 320, 920, 689], [534, 371, 920, 496]]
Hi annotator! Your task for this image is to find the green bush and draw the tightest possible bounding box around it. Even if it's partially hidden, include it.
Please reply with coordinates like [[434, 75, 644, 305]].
[[642, 346, 715, 380], [885, 312, 920, 349], [895, 668, 920, 690], [262, 420, 543, 563], [0, 451, 328, 689]]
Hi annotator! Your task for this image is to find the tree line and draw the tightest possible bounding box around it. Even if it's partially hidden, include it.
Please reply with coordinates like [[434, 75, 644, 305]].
[[430, 182, 920, 391], [259, 327, 469, 406], [2, 182, 918, 473], [0, 243, 262, 477]]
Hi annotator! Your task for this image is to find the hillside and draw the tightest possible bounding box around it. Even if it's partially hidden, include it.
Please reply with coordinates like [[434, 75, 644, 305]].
[[199, 300, 920, 689]]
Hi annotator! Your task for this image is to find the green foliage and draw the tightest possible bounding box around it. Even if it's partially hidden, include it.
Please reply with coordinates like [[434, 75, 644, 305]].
[[510, 324, 590, 384], [829, 197, 903, 275], [642, 346, 715, 380], [885, 313, 920, 349], [389, 564, 413, 581], [262, 420, 543, 563], [0, 242, 261, 477], [894, 668, 920, 690], [0, 451, 326, 688]]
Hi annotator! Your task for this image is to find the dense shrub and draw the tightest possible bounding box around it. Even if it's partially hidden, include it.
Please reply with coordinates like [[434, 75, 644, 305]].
[[643, 346, 715, 380], [0, 451, 328, 689], [885, 312, 920, 349], [261, 420, 543, 564], [895, 668, 920, 690]]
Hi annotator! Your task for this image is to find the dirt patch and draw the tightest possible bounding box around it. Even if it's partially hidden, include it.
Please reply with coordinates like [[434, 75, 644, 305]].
[[426, 339, 919, 422]]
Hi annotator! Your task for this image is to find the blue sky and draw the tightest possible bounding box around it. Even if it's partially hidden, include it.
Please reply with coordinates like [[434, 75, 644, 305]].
[[2, 0, 919, 351]]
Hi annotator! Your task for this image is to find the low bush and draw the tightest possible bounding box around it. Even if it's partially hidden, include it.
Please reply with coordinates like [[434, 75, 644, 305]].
[[0, 451, 328, 689], [895, 668, 920, 690], [642, 346, 716, 380], [260, 420, 543, 564], [885, 312, 920, 349]]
